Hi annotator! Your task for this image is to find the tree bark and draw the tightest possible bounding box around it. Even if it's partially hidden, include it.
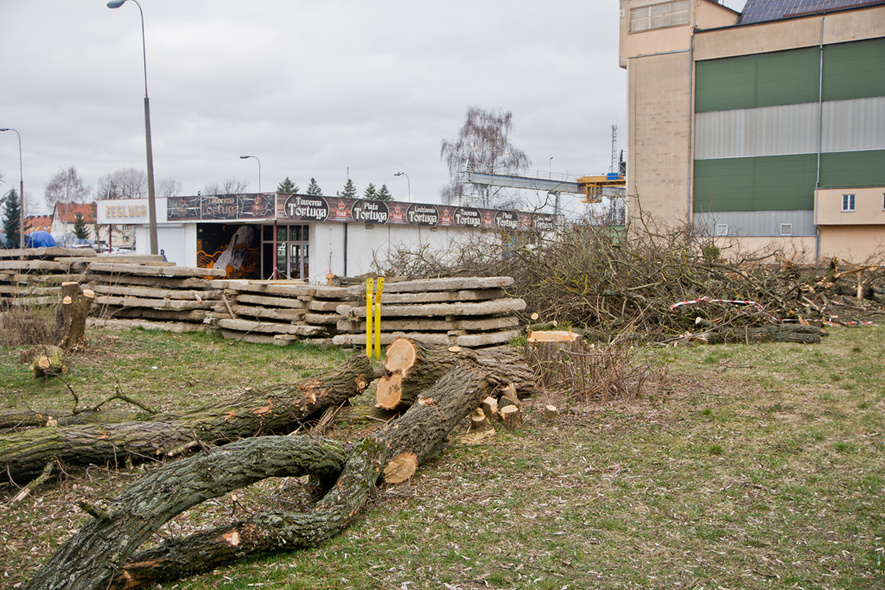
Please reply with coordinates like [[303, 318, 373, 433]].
[[54, 282, 94, 352], [29, 366, 491, 590], [1, 355, 373, 484]]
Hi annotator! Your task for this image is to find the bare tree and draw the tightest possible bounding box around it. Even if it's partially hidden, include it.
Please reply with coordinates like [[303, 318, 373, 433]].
[[440, 106, 530, 208], [157, 177, 182, 198], [45, 166, 91, 208], [203, 179, 249, 195], [94, 168, 147, 200]]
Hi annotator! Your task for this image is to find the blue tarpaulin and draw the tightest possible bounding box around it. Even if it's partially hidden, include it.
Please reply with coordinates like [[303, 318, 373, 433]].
[[26, 231, 57, 248]]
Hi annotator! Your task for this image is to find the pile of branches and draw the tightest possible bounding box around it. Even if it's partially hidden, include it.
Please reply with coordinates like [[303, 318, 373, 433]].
[[376, 214, 885, 341]]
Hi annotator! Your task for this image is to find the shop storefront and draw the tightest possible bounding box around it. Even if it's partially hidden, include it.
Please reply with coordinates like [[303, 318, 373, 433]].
[[97, 194, 557, 282]]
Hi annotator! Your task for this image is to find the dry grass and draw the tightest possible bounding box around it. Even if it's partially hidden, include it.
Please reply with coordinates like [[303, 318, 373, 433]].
[[2, 326, 884, 589]]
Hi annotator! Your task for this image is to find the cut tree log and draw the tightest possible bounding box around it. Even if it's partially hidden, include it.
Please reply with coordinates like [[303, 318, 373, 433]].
[[1, 355, 373, 484], [375, 337, 535, 410], [28, 366, 491, 590], [30, 345, 68, 378], [54, 282, 95, 352]]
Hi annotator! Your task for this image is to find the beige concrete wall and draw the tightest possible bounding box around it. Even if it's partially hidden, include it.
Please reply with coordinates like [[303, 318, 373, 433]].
[[712, 231, 885, 264], [694, 5, 885, 61], [626, 50, 693, 228], [816, 187, 885, 226], [694, 0, 739, 29], [714, 236, 818, 263], [820, 226, 885, 263]]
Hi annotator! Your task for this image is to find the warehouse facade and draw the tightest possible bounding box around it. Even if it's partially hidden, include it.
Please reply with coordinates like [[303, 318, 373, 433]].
[[619, 0, 885, 261]]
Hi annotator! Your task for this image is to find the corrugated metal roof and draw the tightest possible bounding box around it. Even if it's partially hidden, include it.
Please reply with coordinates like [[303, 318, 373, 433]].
[[738, 0, 885, 24]]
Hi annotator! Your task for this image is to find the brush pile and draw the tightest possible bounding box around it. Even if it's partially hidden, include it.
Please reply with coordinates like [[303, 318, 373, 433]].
[[375, 223, 885, 342]]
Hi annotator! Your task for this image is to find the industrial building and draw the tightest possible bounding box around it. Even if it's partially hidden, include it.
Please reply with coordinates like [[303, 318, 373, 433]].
[[619, 0, 885, 261]]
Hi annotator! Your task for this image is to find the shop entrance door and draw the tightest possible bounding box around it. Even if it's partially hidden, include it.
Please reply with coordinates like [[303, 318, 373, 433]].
[[261, 224, 309, 280]]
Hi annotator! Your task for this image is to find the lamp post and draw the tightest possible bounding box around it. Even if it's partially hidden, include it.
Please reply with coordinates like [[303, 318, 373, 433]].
[[394, 171, 410, 202], [239, 155, 261, 193], [0, 128, 24, 250], [107, 0, 158, 255]]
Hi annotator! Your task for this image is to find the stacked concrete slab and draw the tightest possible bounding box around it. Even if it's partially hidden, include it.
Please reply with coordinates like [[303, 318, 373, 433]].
[[334, 276, 524, 348]]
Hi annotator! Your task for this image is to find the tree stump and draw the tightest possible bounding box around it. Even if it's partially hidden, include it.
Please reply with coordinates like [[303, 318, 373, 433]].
[[55, 282, 95, 352], [500, 405, 523, 430], [525, 331, 583, 387]]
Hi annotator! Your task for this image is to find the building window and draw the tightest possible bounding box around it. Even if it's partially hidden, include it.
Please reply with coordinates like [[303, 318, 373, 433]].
[[780, 223, 793, 236], [630, 0, 690, 32], [842, 194, 856, 212], [716, 224, 728, 236]]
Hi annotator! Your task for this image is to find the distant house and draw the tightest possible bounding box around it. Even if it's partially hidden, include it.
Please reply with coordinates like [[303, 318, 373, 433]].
[[25, 215, 52, 235], [51, 202, 97, 242]]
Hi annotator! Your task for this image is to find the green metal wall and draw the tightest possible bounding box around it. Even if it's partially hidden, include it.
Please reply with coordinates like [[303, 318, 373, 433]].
[[693, 38, 885, 218], [695, 38, 885, 113], [693, 155, 817, 212]]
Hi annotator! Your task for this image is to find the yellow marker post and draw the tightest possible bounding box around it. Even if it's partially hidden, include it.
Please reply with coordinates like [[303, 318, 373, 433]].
[[374, 277, 384, 359], [365, 278, 374, 357]]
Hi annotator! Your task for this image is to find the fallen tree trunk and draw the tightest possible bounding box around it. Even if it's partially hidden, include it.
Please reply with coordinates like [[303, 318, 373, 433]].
[[1, 355, 373, 484], [700, 323, 827, 344], [29, 367, 490, 590]]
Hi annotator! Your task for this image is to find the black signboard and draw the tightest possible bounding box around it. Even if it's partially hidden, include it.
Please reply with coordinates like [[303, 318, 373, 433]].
[[284, 195, 329, 222], [453, 207, 482, 228], [238, 194, 275, 219], [201, 195, 239, 220], [351, 200, 390, 224], [494, 210, 520, 231], [406, 204, 439, 226], [167, 196, 202, 221]]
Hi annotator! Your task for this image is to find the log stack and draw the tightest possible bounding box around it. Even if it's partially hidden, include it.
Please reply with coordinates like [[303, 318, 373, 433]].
[[3, 252, 526, 350], [333, 276, 524, 349], [87, 262, 227, 333], [0, 247, 94, 307], [204, 280, 352, 347]]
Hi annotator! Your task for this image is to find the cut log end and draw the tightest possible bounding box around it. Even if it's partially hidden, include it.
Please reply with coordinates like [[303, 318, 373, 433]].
[[384, 337, 417, 375], [383, 451, 418, 484], [375, 373, 404, 410]]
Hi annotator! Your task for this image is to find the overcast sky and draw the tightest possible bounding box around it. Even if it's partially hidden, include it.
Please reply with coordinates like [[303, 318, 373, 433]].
[[0, 0, 745, 216]]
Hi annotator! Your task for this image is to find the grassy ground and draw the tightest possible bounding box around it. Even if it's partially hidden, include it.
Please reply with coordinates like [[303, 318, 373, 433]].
[[1, 326, 883, 589]]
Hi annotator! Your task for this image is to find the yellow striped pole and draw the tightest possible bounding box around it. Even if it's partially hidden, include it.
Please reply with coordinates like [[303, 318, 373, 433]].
[[374, 277, 384, 359], [365, 278, 374, 357]]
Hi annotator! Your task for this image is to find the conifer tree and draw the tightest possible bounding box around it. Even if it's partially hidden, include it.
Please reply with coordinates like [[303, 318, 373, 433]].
[[363, 183, 377, 199], [72, 213, 90, 240], [306, 178, 323, 196], [376, 184, 393, 201], [276, 177, 299, 194], [339, 178, 358, 199], [2, 189, 20, 248]]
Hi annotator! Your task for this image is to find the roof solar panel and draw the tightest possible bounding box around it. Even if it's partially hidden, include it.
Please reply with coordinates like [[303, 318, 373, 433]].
[[739, 0, 885, 24]]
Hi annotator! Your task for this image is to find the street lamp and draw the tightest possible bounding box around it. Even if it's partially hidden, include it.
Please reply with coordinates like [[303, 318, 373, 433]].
[[0, 128, 24, 250], [107, 0, 158, 255], [394, 171, 410, 202], [240, 155, 261, 193]]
